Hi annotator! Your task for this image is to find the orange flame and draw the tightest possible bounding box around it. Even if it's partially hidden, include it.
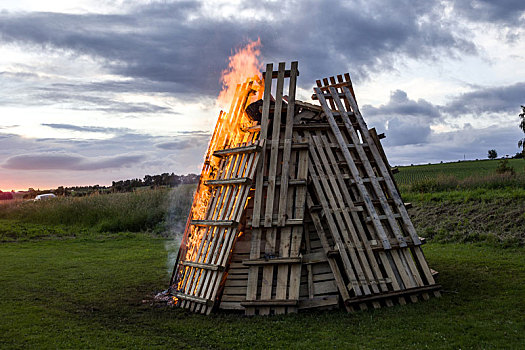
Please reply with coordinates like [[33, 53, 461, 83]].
[[174, 40, 265, 302], [217, 38, 262, 109]]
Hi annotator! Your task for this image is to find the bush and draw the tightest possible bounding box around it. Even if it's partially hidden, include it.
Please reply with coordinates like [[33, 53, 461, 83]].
[[0, 186, 195, 233]]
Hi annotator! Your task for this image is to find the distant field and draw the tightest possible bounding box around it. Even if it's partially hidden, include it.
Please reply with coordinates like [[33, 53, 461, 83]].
[[394, 158, 525, 185], [0, 185, 195, 235]]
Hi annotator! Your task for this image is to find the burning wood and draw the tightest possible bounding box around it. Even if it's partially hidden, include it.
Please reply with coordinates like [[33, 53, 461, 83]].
[[168, 56, 441, 315]]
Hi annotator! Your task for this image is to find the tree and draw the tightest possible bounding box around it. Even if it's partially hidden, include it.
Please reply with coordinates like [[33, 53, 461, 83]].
[[519, 105, 525, 158], [488, 149, 498, 159]]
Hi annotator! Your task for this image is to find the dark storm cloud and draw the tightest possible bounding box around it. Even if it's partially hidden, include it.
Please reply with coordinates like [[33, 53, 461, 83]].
[[364, 90, 441, 121], [443, 82, 525, 115], [362, 90, 441, 146], [3, 152, 145, 170], [0, 0, 477, 99], [449, 0, 525, 24]]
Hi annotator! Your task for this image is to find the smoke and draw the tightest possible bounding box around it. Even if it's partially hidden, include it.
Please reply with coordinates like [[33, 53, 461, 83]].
[[163, 185, 195, 275]]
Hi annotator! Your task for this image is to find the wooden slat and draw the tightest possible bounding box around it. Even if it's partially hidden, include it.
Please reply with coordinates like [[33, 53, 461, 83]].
[[213, 144, 261, 157], [179, 261, 224, 271], [204, 177, 252, 186], [242, 257, 302, 265], [277, 61, 298, 226], [240, 299, 299, 307], [264, 62, 286, 227], [190, 220, 237, 227]]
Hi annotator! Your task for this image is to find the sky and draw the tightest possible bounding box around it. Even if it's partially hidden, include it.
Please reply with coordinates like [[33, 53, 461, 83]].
[[1, 0, 524, 191]]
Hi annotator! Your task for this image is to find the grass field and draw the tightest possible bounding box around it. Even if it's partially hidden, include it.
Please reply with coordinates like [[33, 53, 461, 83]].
[[394, 158, 525, 185], [1, 161, 524, 348], [1, 235, 524, 349]]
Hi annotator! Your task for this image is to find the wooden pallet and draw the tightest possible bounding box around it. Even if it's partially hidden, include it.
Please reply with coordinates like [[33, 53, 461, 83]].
[[172, 62, 441, 316], [306, 75, 440, 306], [171, 79, 264, 314], [244, 62, 310, 315]]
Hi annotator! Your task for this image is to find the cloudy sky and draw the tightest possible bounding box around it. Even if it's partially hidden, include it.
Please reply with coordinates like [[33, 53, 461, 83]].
[[1, 0, 524, 191]]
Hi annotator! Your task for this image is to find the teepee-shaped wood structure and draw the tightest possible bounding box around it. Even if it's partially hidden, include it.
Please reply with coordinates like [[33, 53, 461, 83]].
[[169, 61, 441, 315]]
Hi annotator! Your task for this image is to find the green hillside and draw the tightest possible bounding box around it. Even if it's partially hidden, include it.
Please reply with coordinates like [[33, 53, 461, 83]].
[[394, 158, 525, 185]]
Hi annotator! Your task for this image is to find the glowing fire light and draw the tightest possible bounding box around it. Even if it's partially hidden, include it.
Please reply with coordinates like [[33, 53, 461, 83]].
[[174, 39, 265, 300], [217, 38, 262, 110]]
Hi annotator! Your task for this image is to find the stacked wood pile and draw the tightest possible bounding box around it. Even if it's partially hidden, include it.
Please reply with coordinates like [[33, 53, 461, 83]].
[[169, 61, 441, 315]]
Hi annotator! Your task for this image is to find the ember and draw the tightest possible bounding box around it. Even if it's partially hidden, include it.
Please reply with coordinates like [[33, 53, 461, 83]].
[[168, 59, 441, 316]]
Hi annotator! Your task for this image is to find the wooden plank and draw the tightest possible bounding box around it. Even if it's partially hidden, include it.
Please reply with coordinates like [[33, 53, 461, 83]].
[[298, 295, 339, 310], [314, 280, 338, 295], [263, 179, 307, 186], [242, 257, 302, 265], [245, 228, 261, 316], [179, 261, 224, 271], [219, 301, 244, 310], [240, 299, 299, 307], [205, 177, 252, 186], [190, 220, 237, 227], [277, 61, 298, 226], [302, 251, 328, 264], [264, 62, 286, 227], [213, 144, 261, 157], [259, 228, 277, 315], [344, 284, 442, 306], [251, 63, 274, 228], [174, 292, 213, 306]]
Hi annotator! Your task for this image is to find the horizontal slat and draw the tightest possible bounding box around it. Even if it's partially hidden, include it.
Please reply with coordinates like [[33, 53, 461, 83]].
[[173, 292, 213, 306], [365, 213, 401, 222], [302, 251, 327, 265], [247, 218, 304, 226], [179, 260, 224, 271], [265, 142, 309, 150], [298, 295, 339, 310], [263, 178, 307, 186], [205, 177, 252, 186], [240, 299, 299, 307], [242, 257, 302, 266], [219, 301, 244, 310], [349, 177, 384, 184], [343, 285, 442, 306], [263, 69, 299, 79], [190, 220, 237, 227], [213, 144, 261, 157]]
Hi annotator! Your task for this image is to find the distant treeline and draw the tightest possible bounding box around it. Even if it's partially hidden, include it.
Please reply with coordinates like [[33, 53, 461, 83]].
[[111, 173, 200, 192], [22, 173, 200, 198]]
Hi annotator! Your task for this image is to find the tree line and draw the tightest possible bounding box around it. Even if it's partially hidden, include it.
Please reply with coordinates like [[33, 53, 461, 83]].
[[22, 173, 199, 198]]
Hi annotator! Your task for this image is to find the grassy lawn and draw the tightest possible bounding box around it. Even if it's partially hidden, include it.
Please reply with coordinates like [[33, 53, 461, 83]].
[[1, 235, 524, 349]]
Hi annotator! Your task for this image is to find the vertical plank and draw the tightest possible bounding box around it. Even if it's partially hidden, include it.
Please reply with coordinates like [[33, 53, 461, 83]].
[[264, 62, 286, 227], [277, 61, 298, 226]]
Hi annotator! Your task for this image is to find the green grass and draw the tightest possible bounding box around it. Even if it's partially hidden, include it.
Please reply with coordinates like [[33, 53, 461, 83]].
[[0, 185, 194, 234], [394, 158, 525, 185], [1, 236, 523, 349]]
